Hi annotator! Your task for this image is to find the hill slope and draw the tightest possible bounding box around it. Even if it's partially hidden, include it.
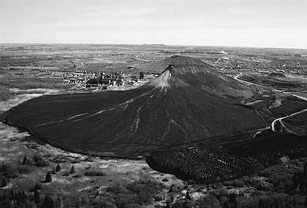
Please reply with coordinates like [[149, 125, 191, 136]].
[[0, 56, 264, 157]]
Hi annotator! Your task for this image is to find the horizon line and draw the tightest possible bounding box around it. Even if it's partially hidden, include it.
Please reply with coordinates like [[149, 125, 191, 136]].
[[0, 42, 307, 51]]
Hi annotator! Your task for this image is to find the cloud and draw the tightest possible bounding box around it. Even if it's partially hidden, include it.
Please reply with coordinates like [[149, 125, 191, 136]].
[[228, 7, 255, 15], [86, 7, 157, 18], [56, 19, 151, 28]]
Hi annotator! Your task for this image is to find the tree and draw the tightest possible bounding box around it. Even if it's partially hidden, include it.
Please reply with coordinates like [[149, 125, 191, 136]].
[[35, 183, 42, 190], [42, 194, 54, 208], [22, 156, 30, 165], [70, 166, 76, 174], [33, 190, 40, 205], [228, 193, 238, 208], [2, 178, 8, 187], [55, 163, 61, 172], [185, 190, 191, 200], [258, 199, 265, 208], [45, 172, 52, 183]]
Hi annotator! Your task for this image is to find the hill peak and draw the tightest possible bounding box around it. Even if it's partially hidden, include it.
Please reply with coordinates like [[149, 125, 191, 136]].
[[146, 56, 217, 88], [160, 55, 213, 74], [164, 55, 205, 65], [134, 55, 214, 74]]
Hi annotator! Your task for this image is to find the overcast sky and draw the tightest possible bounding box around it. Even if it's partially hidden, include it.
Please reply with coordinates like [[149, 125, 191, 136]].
[[1, 0, 306, 49]]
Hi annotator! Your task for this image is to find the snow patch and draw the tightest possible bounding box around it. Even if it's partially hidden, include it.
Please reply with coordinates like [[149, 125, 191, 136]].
[[148, 70, 171, 89]]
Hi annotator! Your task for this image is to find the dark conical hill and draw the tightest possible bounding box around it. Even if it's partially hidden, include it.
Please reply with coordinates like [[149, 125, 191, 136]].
[[138, 55, 213, 74], [146, 56, 254, 99], [0, 56, 264, 158]]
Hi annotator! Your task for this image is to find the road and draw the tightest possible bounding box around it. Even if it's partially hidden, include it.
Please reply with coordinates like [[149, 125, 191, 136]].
[[234, 73, 307, 135]]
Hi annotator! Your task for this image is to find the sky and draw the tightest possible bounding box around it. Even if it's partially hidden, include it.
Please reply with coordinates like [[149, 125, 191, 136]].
[[1, 0, 307, 49]]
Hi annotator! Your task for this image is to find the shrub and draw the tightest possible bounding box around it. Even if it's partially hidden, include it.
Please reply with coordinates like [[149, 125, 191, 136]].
[[137, 191, 152, 204], [106, 185, 131, 195], [237, 197, 259, 208], [127, 183, 153, 194], [172, 201, 184, 208], [18, 164, 33, 174], [102, 201, 117, 208], [183, 200, 195, 208], [123, 203, 142, 208], [0, 85, 13, 101], [33, 154, 49, 167], [0, 163, 18, 178], [270, 193, 287, 208], [195, 194, 220, 208], [257, 196, 274, 208], [94, 197, 117, 208], [209, 188, 229, 199], [34, 183, 42, 190], [33, 190, 40, 205], [106, 179, 164, 207], [114, 194, 140, 208], [231, 180, 245, 187], [154, 192, 165, 201]]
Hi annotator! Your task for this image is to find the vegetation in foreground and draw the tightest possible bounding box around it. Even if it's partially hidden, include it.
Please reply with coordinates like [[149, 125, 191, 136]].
[[0, 85, 13, 101], [1, 144, 307, 208]]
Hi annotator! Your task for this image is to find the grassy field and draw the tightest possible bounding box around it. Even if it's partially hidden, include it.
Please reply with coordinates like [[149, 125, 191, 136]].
[[0, 75, 69, 90], [0, 85, 13, 101]]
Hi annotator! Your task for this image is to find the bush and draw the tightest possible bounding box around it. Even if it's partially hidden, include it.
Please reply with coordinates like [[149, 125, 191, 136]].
[[195, 194, 220, 208], [270, 193, 287, 208], [127, 183, 150, 194], [257, 196, 274, 208], [123, 203, 142, 208], [209, 188, 229, 199], [34, 183, 42, 190], [137, 191, 152, 204], [33, 154, 49, 167], [230, 180, 245, 187], [95, 200, 117, 208], [237, 197, 259, 208], [115, 194, 140, 208], [105, 180, 164, 207], [0, 85, 13, 101], [18, 164, 33, 174], [106, 185, 131, 195], [0, 163, 18, 178]]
